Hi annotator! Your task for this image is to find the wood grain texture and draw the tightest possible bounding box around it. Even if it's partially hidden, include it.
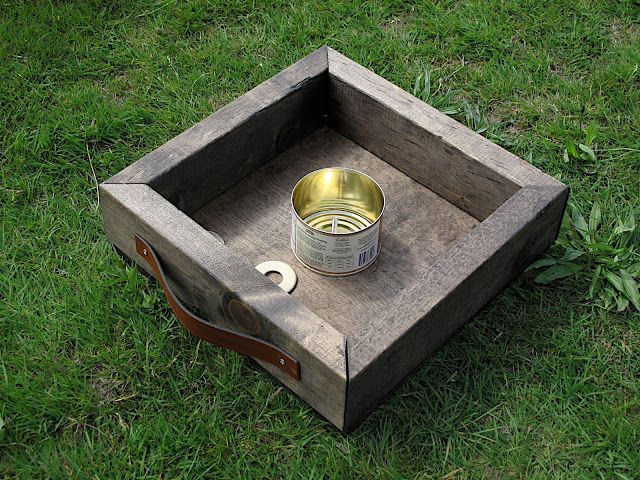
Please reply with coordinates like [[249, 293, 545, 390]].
[[99, 183, 348, 429], [106, 46, 329, 215], [100, 48, 570, 432], [191, 127, 479, 337], [327, 47, 564, 220], [343, 184, 568, 431]]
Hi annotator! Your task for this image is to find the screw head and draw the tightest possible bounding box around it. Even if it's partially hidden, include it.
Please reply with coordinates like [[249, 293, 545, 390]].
[[142, 248, 148, 256], [279, 358, 286, 366]]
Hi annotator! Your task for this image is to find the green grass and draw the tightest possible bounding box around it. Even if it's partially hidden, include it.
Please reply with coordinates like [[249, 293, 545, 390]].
[[1, 1, 639, 478]]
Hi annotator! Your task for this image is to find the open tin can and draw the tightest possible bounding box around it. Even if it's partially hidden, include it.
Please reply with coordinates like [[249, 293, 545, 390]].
[[291, 167, 385, 276]]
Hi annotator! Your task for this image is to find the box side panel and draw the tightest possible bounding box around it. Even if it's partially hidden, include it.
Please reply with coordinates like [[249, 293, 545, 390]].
[[107, 46, 329, 215], [100, 183, 348, 429], [343, 185, 568, 432], [327, 48, 564, 221]]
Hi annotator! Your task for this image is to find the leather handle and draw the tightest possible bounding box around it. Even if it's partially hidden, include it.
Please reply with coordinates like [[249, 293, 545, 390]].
[[135, 235, 300, 380]]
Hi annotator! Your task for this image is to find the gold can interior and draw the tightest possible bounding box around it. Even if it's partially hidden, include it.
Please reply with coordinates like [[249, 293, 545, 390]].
[[291, 167, 385, 234]]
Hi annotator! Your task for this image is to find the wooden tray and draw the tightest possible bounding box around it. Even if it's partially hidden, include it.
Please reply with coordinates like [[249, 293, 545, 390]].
[[100, 47, 568, 432]]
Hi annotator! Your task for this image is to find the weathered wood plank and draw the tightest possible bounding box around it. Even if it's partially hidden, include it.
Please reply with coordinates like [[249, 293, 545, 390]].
[[100, 48, 570, 432], [106, 46, 330, 215], [191, 127, 478, 337], [327, 47, 564, 220], [344, 184, 568, 431], [100, 183, 348, 429]]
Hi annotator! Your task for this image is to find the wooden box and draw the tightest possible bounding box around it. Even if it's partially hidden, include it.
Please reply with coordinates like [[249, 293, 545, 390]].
[[100, 47, 568, 432]]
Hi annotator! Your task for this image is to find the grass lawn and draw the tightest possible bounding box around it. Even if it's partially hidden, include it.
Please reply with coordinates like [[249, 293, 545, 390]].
[[1, 1, 639, 478]]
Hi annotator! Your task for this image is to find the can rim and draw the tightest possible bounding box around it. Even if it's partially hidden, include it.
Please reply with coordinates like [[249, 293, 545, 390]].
[[290, 167, 386, 236]]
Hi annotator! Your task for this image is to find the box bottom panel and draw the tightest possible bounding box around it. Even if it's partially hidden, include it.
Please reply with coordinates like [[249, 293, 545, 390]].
[[192, 127, 478, 336]]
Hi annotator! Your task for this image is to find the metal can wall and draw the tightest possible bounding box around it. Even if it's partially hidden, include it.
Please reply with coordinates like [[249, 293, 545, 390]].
[[291, 167, 385, 276]]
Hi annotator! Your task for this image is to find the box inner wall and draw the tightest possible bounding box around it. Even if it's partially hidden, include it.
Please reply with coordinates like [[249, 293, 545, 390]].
[[191, 127, 479, 336]]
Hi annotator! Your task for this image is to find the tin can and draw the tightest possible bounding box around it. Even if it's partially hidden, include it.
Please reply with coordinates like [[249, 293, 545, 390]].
[[291, 167, 385, 276]]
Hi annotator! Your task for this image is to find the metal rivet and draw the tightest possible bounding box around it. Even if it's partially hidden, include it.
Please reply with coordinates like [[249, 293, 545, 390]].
[[279, 358, 286, 365], [142, 248, 148, 256]]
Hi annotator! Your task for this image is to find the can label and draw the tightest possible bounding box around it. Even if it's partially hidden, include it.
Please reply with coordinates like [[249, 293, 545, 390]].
[[291, 212, 381, 275]]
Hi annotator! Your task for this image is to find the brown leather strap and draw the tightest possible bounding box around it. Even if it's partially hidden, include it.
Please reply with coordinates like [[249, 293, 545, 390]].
[[135, 235, 300, 380]]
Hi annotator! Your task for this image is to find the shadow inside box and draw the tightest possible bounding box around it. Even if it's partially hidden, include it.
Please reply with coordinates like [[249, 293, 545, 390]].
[[188, 127, 481, 341]]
